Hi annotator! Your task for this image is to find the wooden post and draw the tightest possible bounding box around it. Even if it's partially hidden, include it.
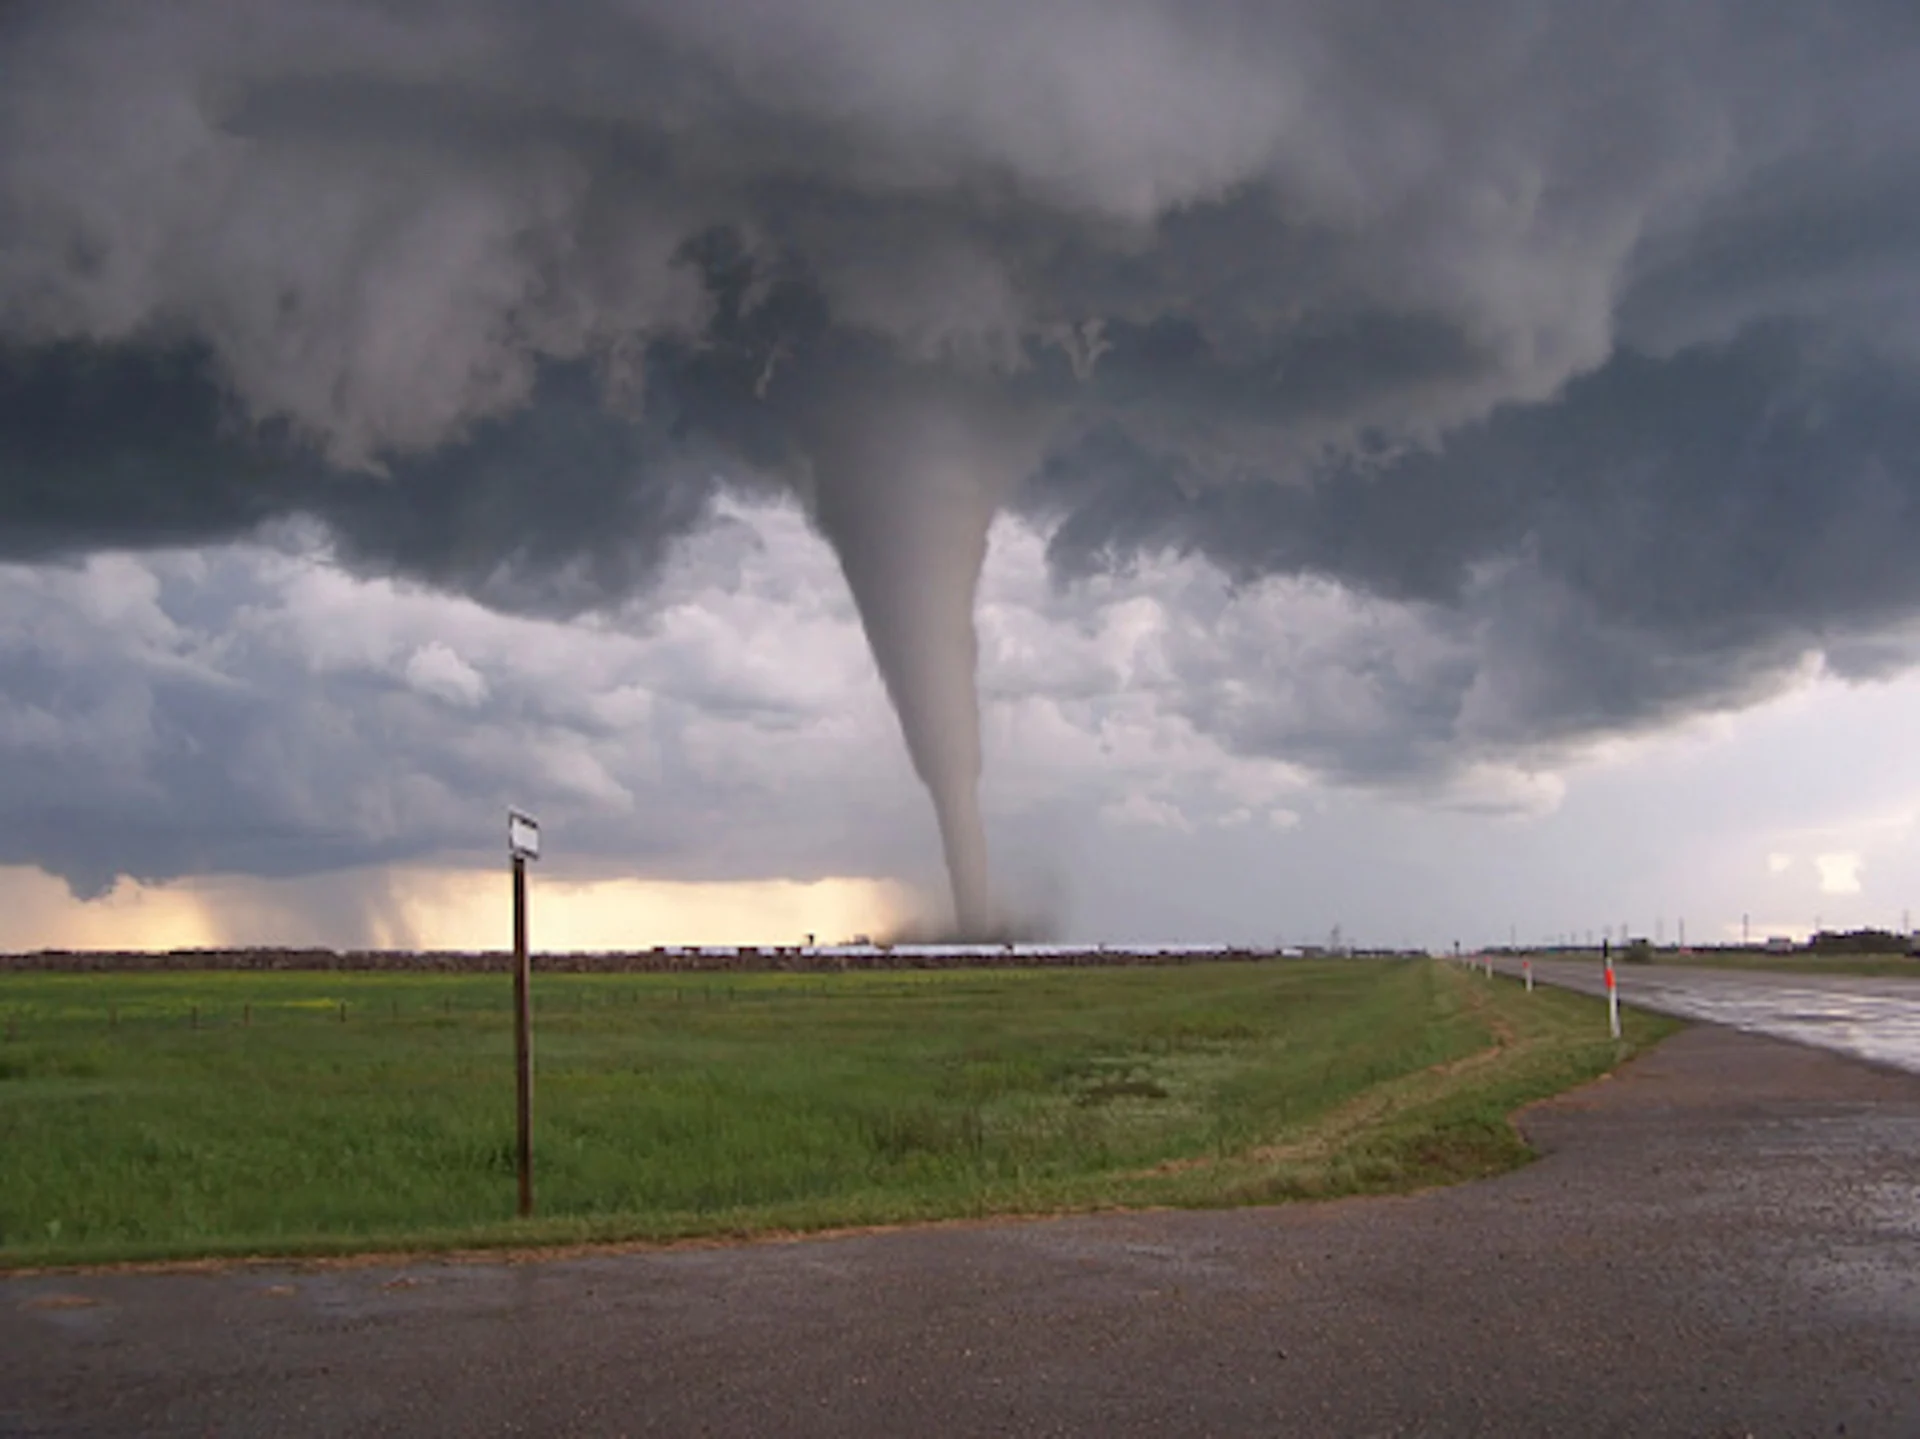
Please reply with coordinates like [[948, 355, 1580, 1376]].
[[513, 852, 534, 1218]]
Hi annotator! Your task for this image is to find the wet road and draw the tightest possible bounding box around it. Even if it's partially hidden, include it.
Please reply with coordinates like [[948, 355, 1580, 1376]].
[[6, 1023, 1920, 1436], [1501, 956, 1920, 1074]]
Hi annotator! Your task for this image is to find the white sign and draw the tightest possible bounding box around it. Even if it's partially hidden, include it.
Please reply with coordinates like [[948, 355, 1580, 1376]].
[[508, 809, 541, 861]]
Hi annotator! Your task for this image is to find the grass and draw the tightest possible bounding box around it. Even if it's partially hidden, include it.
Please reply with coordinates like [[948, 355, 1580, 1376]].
[[0, 960, 1676, 1268]]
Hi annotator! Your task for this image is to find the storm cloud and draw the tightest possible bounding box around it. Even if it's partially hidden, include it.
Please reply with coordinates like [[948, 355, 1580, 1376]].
[[1031, 324, 1920, 774], [5, 0, 1920, 912]]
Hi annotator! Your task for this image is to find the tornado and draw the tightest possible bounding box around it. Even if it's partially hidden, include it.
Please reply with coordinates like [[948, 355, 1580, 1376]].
[[798, 376, 1044, 937]]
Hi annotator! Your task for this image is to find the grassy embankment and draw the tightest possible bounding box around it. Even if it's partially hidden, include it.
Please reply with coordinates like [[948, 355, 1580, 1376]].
[[0, 959, 1675, 1268]]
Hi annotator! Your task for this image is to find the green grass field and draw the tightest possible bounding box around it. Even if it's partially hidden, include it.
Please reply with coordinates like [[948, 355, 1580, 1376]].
[[0, 960, 1675, 1268]]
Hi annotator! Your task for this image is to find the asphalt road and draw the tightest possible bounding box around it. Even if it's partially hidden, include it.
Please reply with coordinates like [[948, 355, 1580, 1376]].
[[7, 1019, 1920, 1436], [1498, 955, 1920, 1074]]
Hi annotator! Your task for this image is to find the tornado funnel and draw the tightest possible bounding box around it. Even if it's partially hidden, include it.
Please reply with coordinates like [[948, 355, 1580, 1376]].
[[801, 379, 1043, 936]]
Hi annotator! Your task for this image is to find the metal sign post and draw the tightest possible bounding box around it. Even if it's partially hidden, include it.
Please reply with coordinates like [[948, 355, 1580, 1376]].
[[508, 809, 541, 1218]]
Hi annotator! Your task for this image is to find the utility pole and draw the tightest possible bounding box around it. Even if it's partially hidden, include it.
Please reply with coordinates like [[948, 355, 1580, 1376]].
[[508, 809, 541, 1219]]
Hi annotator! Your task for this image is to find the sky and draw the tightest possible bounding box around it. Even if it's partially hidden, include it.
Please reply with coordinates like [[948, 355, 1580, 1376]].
[[5, 1, 1920, 950]]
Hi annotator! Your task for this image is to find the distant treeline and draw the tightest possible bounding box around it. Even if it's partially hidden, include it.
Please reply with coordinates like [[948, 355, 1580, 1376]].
[[1806, 929, 1915, 955], [0, 945, 1306, 975]]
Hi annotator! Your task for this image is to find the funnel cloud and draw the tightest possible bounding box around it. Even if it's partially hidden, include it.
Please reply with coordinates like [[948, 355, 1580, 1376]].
[[801, 377, 1049, 931]]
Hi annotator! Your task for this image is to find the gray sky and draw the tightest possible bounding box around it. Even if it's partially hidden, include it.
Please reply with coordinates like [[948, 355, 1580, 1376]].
[[4, 0, 1920, 947]]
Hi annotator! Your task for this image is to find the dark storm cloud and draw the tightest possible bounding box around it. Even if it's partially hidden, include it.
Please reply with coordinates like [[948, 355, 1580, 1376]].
[[1034, 323, 1920, 774], [1039, 326, 1920, 629], [6, 0, 1862, 461], [7, 0, 1920, 895], [0, 339, 730, 616]]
